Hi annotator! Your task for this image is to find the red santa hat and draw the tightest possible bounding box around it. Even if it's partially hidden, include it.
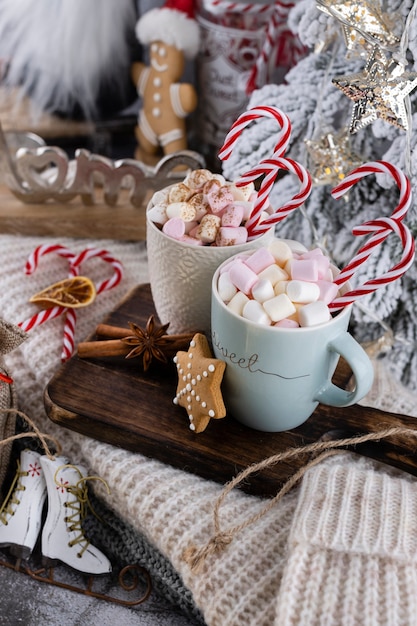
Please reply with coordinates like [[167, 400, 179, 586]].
[[135, 0, 200, 60]]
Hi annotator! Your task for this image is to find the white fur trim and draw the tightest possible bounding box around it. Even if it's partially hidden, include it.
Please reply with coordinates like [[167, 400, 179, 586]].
[[0, 0, 136, 119], [135, 8, 200, 60]]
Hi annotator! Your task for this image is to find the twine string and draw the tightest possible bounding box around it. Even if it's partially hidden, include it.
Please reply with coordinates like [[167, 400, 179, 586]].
[[0, 408, 61, 458], [182, 426, 414, 571]]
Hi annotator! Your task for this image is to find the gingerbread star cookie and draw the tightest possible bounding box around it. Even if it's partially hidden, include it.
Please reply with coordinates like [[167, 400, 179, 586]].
[[173, 333, 226, 433]]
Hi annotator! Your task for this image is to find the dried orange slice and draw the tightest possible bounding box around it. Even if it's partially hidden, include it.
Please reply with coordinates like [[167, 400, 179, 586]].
[[30, 276, 96, 309]]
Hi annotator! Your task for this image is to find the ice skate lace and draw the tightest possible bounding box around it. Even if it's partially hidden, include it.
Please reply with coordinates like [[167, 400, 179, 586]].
[[0, 460, 27, 525], [55, 465, 109, 558]]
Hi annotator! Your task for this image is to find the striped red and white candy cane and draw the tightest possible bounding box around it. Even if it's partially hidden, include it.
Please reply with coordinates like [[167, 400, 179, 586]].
[[235, 156, 312, 238], [202, 0, 275, 16], [218, 105, 292, 161], [19, 245, 123, 360], [20, 243, 77, 334], [61, 248, 122, 359], [246, 6, 281, 93], [69, 247, 123, 294], [331, 161, 412, 222], [329, 217, 415, 311], [24, 243, 75, 276]]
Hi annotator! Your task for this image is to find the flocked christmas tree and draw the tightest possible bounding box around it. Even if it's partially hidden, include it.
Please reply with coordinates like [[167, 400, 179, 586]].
[[222, 0, 417, 391]]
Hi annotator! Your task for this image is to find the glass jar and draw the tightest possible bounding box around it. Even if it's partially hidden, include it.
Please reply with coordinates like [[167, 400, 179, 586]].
[[194, 0, 303, 167]]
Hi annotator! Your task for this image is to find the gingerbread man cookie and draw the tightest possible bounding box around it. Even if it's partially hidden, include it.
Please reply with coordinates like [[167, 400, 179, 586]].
[[132, 5, 200, 162], [173, 333, 226, 433]]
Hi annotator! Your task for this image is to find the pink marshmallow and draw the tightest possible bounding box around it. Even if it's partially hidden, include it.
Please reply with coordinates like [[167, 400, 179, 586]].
[[274, 319, 299, 328], [290, 258, 319, 282], [221, 204, 244, 227], [207, 187, 234, 214], [316, 280, 340, 304], [229, 260, 259, 294], [162, 217, 185, 240], [178, 234, 204, 246], [244, 247, 275, 274], [215, 226, 248, 247]]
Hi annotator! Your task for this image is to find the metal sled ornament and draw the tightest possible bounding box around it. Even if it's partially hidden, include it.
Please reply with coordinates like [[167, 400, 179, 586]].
[[0, 549, 152, 607], [0, 121, 205, 206]]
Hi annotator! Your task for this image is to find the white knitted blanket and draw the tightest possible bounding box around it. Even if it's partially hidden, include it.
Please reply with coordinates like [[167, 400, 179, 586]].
[[3, 234, 417, 626]]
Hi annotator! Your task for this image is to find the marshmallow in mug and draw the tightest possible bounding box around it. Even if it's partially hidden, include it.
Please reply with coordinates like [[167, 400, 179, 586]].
[[216, 239, 341, 328], [147, 168, 270, 247]]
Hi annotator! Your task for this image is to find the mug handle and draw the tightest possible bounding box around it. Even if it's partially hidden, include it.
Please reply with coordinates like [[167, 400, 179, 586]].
[[314, 332, 374, 407]]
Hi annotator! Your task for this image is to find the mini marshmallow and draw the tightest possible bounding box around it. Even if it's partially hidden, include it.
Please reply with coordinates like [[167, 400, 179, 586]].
[[196, 214, 221, 243], [229, 260, 259, 294], [282, 239, 309, 255], [221, 204, 244, 227], [258, 263, 288, 286], [268, 239, 293, 266], [215, 226, 248, 247], [188, 193, 209, 220], [263, 293, 296, 322], [229, 182, 255, 202], [227, 291, 250, 316], [151, 188, 169, 204], [147, 203, 168, 225], [179, 234, 204, 246], [218, 271, 238, 302], [183, 168, 213, 189], [168, 182, 191, 203], [274, 280, 289, 295], [275, 318, 299, 328], [242, 300, 271, 325], [235, 201, 255, 221], [316, 280, 340, 304], [162, 217, 185, 239], [287, 280, 320, 303], [244, 247, 275, 274], [207, 187, 234, 214], [184, 220, 198, 234], [291, 258, 319, 282], [301, 250, 330, 279], [298, 301, 331, 327], [166, 201, 196, 222], [251, 278, 275, 303]]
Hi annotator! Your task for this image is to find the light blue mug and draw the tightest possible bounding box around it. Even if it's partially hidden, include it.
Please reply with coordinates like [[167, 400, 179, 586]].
[[211, 259, 374, 432]]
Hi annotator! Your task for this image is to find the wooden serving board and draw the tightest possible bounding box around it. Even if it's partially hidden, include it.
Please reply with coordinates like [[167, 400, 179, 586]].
[[45, 284, 417, 496]]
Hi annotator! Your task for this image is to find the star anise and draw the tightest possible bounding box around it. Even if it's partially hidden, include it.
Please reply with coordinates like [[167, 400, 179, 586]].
[[121, 315, 171, 371]]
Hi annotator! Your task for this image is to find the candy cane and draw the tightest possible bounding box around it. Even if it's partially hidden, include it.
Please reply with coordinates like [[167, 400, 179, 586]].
[[69, 247, 123, 294], [235, 156, 312, 238], [329, 217, 415, 311], [60, 248, 122, 359], [20, 244, 78, 337], [331, 161, 412, 222], [246, 7, 281, 93], [19, 245, 124, 361], [24, 243, 75, 275], [202, 0, 276, 16], [218, 105, 292, 161]]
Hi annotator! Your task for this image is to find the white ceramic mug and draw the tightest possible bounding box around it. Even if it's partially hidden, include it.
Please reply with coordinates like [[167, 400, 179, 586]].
[[211, 257, 374, 432], [146, 202, 273, 335]]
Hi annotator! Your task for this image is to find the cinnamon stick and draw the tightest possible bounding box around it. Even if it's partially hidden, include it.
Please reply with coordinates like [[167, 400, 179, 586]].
[[77, 339, 129, 359], [95, 324, 131, 339], [77, 333, 196, 360]]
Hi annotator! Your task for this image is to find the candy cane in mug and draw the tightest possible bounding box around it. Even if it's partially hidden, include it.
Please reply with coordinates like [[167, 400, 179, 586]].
[[235, 156, 312, 238], [218, 105, 292, 161], [329, 217, 415, 311]]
